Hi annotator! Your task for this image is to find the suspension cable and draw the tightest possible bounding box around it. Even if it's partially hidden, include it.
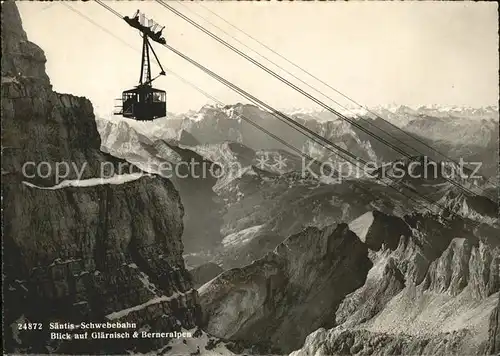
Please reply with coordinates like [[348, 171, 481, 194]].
[[63, 1, 422, 212], [193, 0, 499, 191], [93, 0, 498, 221], [92, 0, 453, 215], [155, 0, 495, 201]]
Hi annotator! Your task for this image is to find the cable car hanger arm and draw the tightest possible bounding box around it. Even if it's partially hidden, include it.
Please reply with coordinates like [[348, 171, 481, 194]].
[[138, 36, 166, 87], [148, 37, 166, 76]]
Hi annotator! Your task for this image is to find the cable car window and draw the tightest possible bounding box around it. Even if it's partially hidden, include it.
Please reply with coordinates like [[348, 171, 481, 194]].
[[153, 92, 164, 102], [123, 93, 137, 101]]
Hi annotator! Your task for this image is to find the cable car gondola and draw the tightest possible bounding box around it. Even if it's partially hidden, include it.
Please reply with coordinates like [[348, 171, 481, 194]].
[[115, 10, 167, 121]]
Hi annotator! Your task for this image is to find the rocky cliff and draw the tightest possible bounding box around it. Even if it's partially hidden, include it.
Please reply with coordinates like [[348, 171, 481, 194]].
[[2, 3, 201, 354], [199, 224, 372, 353]]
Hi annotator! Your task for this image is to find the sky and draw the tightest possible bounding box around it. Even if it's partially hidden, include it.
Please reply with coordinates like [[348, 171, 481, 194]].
[[17, 1, 499, 117]]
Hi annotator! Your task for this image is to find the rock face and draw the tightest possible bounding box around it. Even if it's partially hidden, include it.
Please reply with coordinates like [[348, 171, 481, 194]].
[[199, 224, 372, 353], [291, 212, 500, 356], [486, 295, 500, 354], [2, 3, 200, 354], [1, 4, 129, 186], [189, 263, 224, 289]]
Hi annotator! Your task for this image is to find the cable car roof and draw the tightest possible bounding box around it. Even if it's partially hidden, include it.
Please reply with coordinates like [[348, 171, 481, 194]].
[[123, 86, 166, 94]]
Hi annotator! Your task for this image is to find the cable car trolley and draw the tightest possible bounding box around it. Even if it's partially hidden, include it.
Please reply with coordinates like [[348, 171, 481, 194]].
[[115, 10, 167, 121]]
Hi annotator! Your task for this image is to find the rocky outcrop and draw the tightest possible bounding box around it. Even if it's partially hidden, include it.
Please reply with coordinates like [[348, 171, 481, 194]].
[[486, 295, 500, 354], [292, 212, 500, 356], [291, 328, 480, 356], [199, 224, 372, 353], [422, 237, 498, 298], [2, 3, 200, 354]]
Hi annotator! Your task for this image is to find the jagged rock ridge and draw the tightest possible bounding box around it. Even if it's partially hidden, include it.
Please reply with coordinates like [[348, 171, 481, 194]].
[[291, 212, 500, 356], [196, 207, 498, 355]]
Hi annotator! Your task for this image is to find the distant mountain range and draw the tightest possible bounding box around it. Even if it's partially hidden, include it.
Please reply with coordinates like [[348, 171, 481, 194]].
[[282, 104, 499, 121], [101, 103, 499, 178]]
